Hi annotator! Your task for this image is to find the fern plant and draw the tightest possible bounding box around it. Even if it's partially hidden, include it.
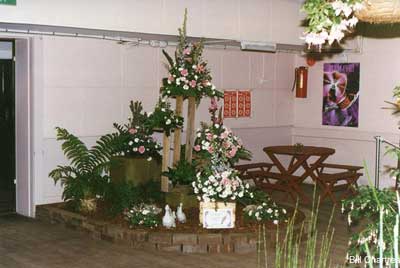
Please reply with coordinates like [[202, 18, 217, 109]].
[[49, 127, 120, 212]]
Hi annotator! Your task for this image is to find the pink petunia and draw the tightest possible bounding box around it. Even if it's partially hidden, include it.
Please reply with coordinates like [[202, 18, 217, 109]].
[[128, 128, 137, 135], [194, 145, 201, 152], [180, 69, 188, 76], [189, 80, 197, 88], [138, 146, 145, 154]]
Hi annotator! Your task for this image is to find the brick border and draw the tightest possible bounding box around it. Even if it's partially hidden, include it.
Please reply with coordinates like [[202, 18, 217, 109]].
[[35, 204, 299, 254]]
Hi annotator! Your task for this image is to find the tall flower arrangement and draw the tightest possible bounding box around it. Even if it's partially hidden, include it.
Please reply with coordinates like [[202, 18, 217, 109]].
[[193, 98, 251, 167], [192, 99, 253, 203], [161, 11, 223, 101], [301, 0, 364, 48]]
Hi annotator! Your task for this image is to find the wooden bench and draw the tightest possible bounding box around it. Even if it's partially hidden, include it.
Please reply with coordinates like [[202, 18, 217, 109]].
[[313, 163, 363, 203], [234, 163, 300, 202]]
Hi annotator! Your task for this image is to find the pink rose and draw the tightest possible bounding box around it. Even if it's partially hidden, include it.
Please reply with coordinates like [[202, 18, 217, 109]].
[[207, 146, 214, 154], [220, 131, 229, 139], [194, 145, 201, 152], [183, 48, 191, 55], [206, 133, 213, 141], [138, 146, 145, 154], [168, 75, 174, 82], [128, 128, 137, 135], [180, 69, 188, 76], [189, 80, 197, 88], [221, 177, 231, 186], [229, 147, 237, 158]]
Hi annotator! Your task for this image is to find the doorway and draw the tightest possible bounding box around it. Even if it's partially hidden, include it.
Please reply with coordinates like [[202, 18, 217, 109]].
[[0, 41, 15, 214]]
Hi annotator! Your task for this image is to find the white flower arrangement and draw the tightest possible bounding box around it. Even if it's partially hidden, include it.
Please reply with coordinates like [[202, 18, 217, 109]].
[[243, 202, 288, 225], [302, 0, 365, 48], [124, 203, 162, 228], [192, 167, 251, 203]]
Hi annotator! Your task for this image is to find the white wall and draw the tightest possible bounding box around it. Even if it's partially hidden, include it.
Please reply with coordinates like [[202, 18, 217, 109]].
[[0, 0, 304, 44], [31, 36, 295, 205], [293, 37, 400, 187]]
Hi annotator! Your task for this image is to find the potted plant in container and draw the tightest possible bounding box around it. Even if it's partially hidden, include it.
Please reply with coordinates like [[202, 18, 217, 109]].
[[110, 101, 162, 186], [49, 128, 113, 213], [163, 159, 198, 208]]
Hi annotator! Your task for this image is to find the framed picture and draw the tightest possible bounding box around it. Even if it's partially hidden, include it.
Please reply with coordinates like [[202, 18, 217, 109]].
[[224, 90, 251, 118], [323, 63, 360, 127]]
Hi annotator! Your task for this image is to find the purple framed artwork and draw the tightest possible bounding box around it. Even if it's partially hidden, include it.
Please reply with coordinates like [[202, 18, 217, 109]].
[[323, 63, 360, 127]]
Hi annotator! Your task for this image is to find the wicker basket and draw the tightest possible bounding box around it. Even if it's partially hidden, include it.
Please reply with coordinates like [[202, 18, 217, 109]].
[[356, 0, 400, 23]]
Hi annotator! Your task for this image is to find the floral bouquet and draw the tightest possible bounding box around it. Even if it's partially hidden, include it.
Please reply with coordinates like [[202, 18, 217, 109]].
[[146, 98, 184, 136], [161, 10, 222, 101], [124, 203, 162, 228], [113, 101, 162, 161], [301, 0, 364, 48], [193, 98, 251, 166], [192, 166, 251, 203]]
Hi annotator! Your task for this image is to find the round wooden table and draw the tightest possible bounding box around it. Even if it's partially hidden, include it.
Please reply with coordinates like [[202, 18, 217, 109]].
[[263, 145, 335, 203]]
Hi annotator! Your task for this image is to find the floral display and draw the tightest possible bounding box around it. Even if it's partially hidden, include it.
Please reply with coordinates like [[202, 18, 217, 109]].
[[301, 0, 364, 48], [161, 10, 223, 101], [113, 101, 162, 161], [192, 166, 251, 203], [243, 202, 288, 225], [124, 203, 162, 228], [146, 98, 184, 136], [193, 98, 251, 166]]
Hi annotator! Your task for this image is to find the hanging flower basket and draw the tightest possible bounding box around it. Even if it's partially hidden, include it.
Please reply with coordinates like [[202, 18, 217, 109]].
[[356, 0, 400, 23]]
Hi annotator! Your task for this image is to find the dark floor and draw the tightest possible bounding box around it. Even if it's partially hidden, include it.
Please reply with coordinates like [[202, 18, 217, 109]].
[[0, 185, 351, 268]]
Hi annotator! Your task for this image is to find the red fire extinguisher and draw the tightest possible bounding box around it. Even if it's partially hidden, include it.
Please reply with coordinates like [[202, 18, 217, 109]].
[[293, 66, 308, 98]]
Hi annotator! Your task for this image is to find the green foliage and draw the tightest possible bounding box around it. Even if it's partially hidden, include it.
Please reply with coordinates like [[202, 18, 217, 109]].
[[270, 197, 335, 268], [145, 97, 184, 136], [103, 181, 142, 216], [342, 186, 399, 261], [104, 180, 165, 216], [49, 127, 119, 211], [162, 159, 197, 187]]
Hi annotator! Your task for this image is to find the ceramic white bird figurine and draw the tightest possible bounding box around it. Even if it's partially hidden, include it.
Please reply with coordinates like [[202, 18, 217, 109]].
[[176, 203, 186, 223], [162, 205, 175, 229]]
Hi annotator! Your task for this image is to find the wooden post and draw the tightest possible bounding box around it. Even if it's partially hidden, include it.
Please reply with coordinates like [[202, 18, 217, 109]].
[[173, 96, 183, 165], [161, 132, 170, 192], [185, 96, 196, 162]]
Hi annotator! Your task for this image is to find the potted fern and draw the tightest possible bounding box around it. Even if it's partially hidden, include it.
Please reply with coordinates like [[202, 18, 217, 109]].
[[49, 128, 117, 213], [110, 101, 162, 186]]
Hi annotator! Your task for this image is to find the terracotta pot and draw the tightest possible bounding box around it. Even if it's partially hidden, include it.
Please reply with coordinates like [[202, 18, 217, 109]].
[[110, 156, 161, 186]]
